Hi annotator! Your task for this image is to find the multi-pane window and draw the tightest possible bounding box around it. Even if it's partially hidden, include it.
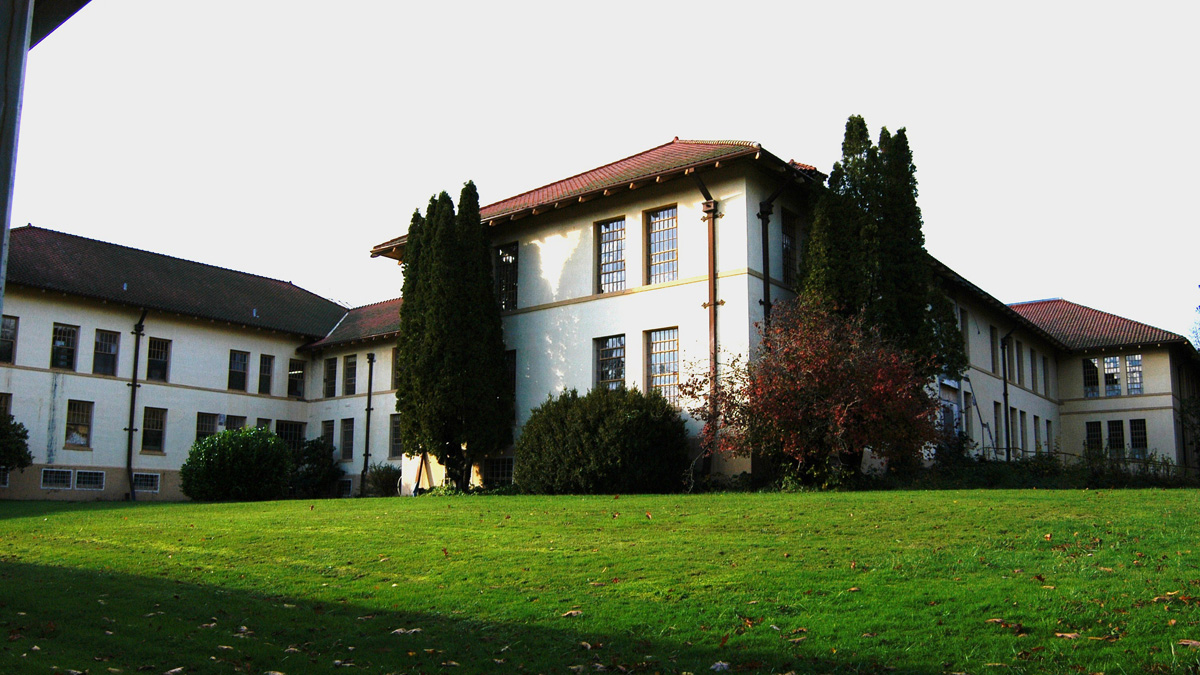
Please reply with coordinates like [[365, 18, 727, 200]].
[[133, 473, 161, 493], [1107, 420, 1125, 458], [781, 210, 799, 288], [75, 470, 105, 491], [389, 413, 404, 459], [196, 413, 218, 442], [142, 407, 166, 452], [226, 415, 246, 430], [1042, 357, 1050, 396], [597, 218, 626, 293], [41, 468, 72, 489], [0, 392, 10, 417], [321, 420, 335, 445], [646, 206, 678, 284], [340, 418, 354, 461], [92, 329, 120, 376], [51, 323, 79, 370], [1130, 419, 1148, 459], [596, 335, 625, 390], [495, 242, 518, 310], [1126, 354, 1143, 395], [0, 315, 18, 363], [256, 418, 272, 429], [1085, 421, 1103, 452], [288, 359, 305, 398], [392, 347, 402, 390], [258, 354, 274, 395], [1046, 419, 1053, 449], [343, 355, 357, 396], [1033, 415, 1042, 452], [228, 350, 249, 391], [275, 421, 306, 451], [1029, 348, 1038, 392], [147, 338, 170, 382], [647, 328, 679, 404], [324, 357, 337, 398], [65, 400, 93, 448], [1104, 356, 1121, 397], [1082, 358, 1099, 398], [483, 456, 514, 487]]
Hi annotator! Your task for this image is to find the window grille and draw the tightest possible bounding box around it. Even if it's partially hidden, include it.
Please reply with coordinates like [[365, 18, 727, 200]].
[[343, 355, 357, 396], [647, 328, 679, 404], [287, 360, 305, 398], [596, 335, 625, 390], [226, 415, 246, 430], [495, 243, 519, 310], [133, 473, 160, 493], [1085, 421, 1103, 452], [75, 470, 105, 490], [597, 218, 626, 293], [0, 315, 16, 364], [337, 478, 354, 498], [483, 457, 514, 487], [142, 407, 166, 452], [65, 400, 93, 447], [1126, 354, 1143, 395], [1082, 358, 1099, 398], [340, 418, 354, 461], [276, 421, 306, 451], [647, 207, 678, 284], [1104, 356, 1121, 397], [324, 357, 337, 398], [389, 414, 404, 458], [321, 420, 335, 445], [147, 338, 171, 382], [51, 323, 78, 370], [228, 350, 249, 391], [256, 418, 272, 429], [41, 469, 72, 489], [1130, 419, 1148, 459], [0, 392, 11, 417], [93, 329, 119, 376], [258, 354, 274, 395], [196, 413, 218, 441], [1107, 420, 1125, 459]]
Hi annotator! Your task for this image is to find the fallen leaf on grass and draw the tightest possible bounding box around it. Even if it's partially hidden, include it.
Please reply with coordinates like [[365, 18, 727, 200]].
[[442, 661, 460, 667], [788, 636, 807, 644], [562, 610, 583, 618], [1097, 567, 1114, 572], [392, 628, 423, 635], [1055, 633, 1080, 639], [1179, 639, 1200, 648], [847, 587, 860, 592], [861, 632, 878, 637], [1170, 619, 1178, 627], [164, 669, 185, 675]]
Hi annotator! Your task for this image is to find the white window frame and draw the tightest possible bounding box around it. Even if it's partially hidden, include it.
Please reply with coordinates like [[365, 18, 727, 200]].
[[133, 472, 161, 493]]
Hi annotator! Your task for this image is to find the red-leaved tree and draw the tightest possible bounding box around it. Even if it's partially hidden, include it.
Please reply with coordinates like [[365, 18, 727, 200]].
[[682, 300, 940, 484]]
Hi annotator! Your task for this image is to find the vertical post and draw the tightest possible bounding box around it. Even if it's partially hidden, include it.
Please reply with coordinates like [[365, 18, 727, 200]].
[[360, 352, 375, 495], [125, 309, 147, 500], [0, 0, 33, 318]]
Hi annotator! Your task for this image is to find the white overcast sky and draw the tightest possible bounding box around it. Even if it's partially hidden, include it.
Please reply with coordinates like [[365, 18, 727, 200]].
[[12, 1, 1200, 339]]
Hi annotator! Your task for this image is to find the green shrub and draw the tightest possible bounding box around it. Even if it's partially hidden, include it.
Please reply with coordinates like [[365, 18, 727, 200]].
[[514, 387, 689, 495], [364, 462, 403, 497], [0, 413, 32, 472], [180, 427, 292, 501], [290, 437, 344, 498]]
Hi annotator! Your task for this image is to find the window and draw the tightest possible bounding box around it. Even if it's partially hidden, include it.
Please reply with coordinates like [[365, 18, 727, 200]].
[[0, 392, 11, 417], [1130, 419, 1148, 459], [228, 350, 249, 391], [392, 347, 402, 390], [51, 323, 79, 370], [0, 315, 16, 363], [1107, 420, 1125, 458], [596, 335, 625, 390], [258, 354, 274, 395], [75, 470, 105, 491], [256, 418, 272, 429], [0, 468, 8, 488], [483, 456, 514, 487], [1104, 356, 1121, 397], [389, 413, 404, 459], [597, 218, 626, 293], [92, 329, 120, 376], [1085, 421, 1103, 452], [340, 419, 355, 461], [992, 402, 1002, 453], [41, 468, 72, 489], [226, 415, 246, 430], [337, 478, 354, 498], [781, 209, 800, 288], [495, 242, 518, 310], [1029, 348, 1037, 392], [1015, 341, 1024, 386], [1019, 411, 1028, 452], [1042, 356, 1050, 396], [133, 473, 160, 493], [196, 413, 218, 442], [343, 355, 357, 396], [646, 206, 678, 284], [989, 326, 999, 374], [647, 328, 679, 405], [287, 359, 305, 398], [1082, 358, 1099, 398], [962, 392, 974, 440], [1046, 419, 1053, 450], [1126, 354, 1143, 395], [142, 407, 166, 452], [1033, 415, 1042, 452], [324, 357, 337, 398], [147, 338, 170, 382], [276, 421, 306, 451], [321, 419, 335, 445], [65, 400, 93, 448]]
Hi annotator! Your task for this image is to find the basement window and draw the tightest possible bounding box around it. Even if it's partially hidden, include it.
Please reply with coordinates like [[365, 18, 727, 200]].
[[75, 470, 105, 491], [133, 473, 161, 493], [41, 469, 72, 489]]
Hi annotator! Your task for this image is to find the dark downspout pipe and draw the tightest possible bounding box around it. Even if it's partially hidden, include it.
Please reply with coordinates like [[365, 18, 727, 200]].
[[756, 180, 790, 323], [360, 352, 375, 495], [1000, 328, 1015, 462], [690, 174, 720, 386], [125, 309, 148, 501]]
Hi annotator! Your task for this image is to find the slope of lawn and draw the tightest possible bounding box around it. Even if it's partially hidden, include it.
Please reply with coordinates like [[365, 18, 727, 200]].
[[1, 489, 1199, 674]]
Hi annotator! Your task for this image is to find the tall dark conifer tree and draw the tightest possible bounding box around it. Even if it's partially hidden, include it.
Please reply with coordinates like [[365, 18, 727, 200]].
[[395, 182, 512, 490]]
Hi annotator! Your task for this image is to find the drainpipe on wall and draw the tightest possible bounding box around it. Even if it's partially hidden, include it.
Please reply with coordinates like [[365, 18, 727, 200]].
[[124, 309, 148, 501], [1000, 328, 1015, 462], [690, 174, 721, 386], [755, 180, 791, 324], [360, 352, 375, 495]]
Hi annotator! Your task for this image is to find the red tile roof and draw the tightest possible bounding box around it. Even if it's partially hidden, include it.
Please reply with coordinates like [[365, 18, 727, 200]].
[[1009, 298, 1186, 351], [308, 297, 402, 349], [7, 225, 348, 338]]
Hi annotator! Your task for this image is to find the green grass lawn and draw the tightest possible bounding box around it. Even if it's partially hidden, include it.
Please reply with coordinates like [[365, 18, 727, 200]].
[[1, 489, 1199, 674]]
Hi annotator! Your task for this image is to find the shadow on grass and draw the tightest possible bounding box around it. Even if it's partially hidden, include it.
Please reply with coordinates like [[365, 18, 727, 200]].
[[0, 561, 956, 674]]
